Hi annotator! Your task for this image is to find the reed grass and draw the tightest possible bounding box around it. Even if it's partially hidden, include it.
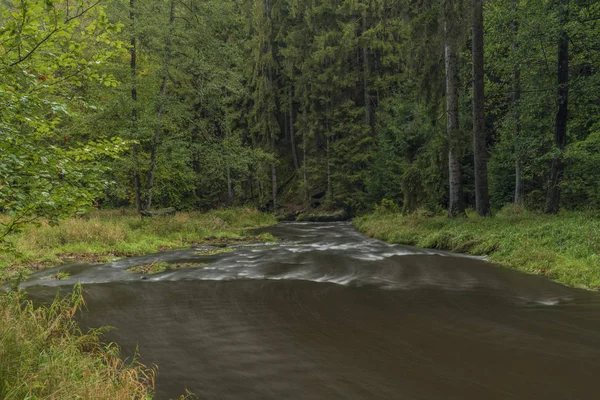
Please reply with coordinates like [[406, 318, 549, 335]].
[[0, 285, 155, 399]]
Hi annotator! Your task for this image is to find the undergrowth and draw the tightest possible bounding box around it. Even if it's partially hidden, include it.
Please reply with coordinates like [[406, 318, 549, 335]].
[[354, 207, 600, 289]]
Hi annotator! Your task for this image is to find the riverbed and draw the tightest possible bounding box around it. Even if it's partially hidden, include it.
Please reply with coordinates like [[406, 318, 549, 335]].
[[25, 222, 600, 399]]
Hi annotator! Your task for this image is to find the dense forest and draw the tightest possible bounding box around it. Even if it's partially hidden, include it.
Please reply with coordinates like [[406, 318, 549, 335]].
[[2, 0, 600, 226]]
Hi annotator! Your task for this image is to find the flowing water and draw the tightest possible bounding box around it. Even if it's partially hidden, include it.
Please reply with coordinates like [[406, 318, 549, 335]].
[[24, 222, 600, 399]]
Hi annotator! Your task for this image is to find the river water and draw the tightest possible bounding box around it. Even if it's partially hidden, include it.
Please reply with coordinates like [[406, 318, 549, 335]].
[[24, 222, 600, 399]]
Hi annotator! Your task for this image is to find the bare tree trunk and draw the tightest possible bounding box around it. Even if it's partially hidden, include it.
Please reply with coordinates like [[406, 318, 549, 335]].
[[271, 138, 277, 211], [227, 166, 233, 205], [303, 135, 309, 203], [145, 0, 175, 211], [512, 0, 524, 205], [472, 0, 490, 216], [362, 8, 371, 129], [130, 0, 141, 213], [326, 136, 332, 202], [271, 166, 277, 210], [444, 0, 465, 218], [289, 86, 300, 170], [545, 0, 569, 214]]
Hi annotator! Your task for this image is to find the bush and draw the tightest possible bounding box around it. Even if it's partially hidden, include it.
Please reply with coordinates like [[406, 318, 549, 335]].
[[374, 199, 400, 215]]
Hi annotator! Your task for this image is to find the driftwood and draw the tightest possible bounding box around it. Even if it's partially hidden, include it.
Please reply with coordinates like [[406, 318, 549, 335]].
[[140, 207, 176, 217]]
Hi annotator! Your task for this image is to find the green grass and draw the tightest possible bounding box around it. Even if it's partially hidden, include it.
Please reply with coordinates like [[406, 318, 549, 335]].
[[0, 285, 155, 399], [0, 207, 276, 283], [354, 206, 600, 290]]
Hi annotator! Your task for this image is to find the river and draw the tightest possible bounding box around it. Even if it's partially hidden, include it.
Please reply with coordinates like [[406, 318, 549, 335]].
[[24, 222, 600, 399]]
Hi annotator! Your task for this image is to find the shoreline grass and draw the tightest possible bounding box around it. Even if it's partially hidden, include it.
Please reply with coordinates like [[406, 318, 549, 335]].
[[0, 285, 155, 399], [0, 207, 277, 284], [354, 207, 600, 290]]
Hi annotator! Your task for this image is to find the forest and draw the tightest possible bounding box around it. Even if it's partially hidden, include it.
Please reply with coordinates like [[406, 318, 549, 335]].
[[2, 0, 600, 227], [2, 1, 600, 398]]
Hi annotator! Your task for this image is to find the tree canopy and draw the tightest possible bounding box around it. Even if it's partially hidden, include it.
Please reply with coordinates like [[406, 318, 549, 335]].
[[2, 0, 600, 226]]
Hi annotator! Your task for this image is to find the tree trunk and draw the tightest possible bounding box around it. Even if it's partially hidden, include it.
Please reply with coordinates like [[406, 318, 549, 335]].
[[512, 0, 524, 205], [130, 0, 141, 213], [145, 0, 175, 211], [472, 0, 490, 216], [289, 86, 300, 170], [227, 166, 233, 205], [303, 135, 309, 203], [271, 138, 277, 211], [545, 0, 569, 214], [402, 169, 417, 215], [362, 8, 371, 129], [326, 136, 332, 202], [444, 0, 465, 218]]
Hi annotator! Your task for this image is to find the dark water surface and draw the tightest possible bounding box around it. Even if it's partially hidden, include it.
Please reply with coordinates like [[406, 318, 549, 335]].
[[25, 223, 600, 399]]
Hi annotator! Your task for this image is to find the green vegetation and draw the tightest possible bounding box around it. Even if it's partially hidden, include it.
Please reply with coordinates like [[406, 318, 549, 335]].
[[3, 0, 598, 224], [50, 271, 72, 281], [1, 0, 600, 397], [355, 207, 600, 290], [194, 248, 237, 257], [296, 210, 349, 223], [127, 262, 208, 275], [0, 208, 276, 284], [0, 285, 154, 399]]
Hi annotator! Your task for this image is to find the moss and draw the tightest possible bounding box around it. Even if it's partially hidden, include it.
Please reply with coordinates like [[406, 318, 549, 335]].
[[354, 209, 600, 290]]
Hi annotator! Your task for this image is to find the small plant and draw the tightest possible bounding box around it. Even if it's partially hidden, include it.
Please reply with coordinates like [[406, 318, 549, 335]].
[[51, 271, 71, 280]]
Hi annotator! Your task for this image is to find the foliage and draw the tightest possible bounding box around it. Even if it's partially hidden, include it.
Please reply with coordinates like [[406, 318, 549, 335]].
[[0, 0, 128, 246], [3, 0, 600, 219]]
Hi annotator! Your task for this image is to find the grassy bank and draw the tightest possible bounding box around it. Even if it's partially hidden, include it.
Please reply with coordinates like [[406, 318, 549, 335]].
[[354, 207, 600, 290], [0, 208, 277, 283], [0, 207, 275, 398], [0, 285, 154, 399]]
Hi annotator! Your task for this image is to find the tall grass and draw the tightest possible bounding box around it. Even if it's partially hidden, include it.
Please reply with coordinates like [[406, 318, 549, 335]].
[[354, 207, 600, 289], [0, 285, 154, 399], [0, 208, 276, 282]]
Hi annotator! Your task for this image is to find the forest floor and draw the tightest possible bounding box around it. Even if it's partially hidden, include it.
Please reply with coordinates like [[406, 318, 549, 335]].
[[354, 207, 600, 290], [0, 208, 277, 284]]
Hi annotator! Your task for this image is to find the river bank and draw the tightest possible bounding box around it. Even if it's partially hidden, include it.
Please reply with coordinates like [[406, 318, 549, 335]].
[[0, 285, 158, 399], [0, 208, 277, 284], [0, 207, 275, 399], [354, 207, 600, 290]]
